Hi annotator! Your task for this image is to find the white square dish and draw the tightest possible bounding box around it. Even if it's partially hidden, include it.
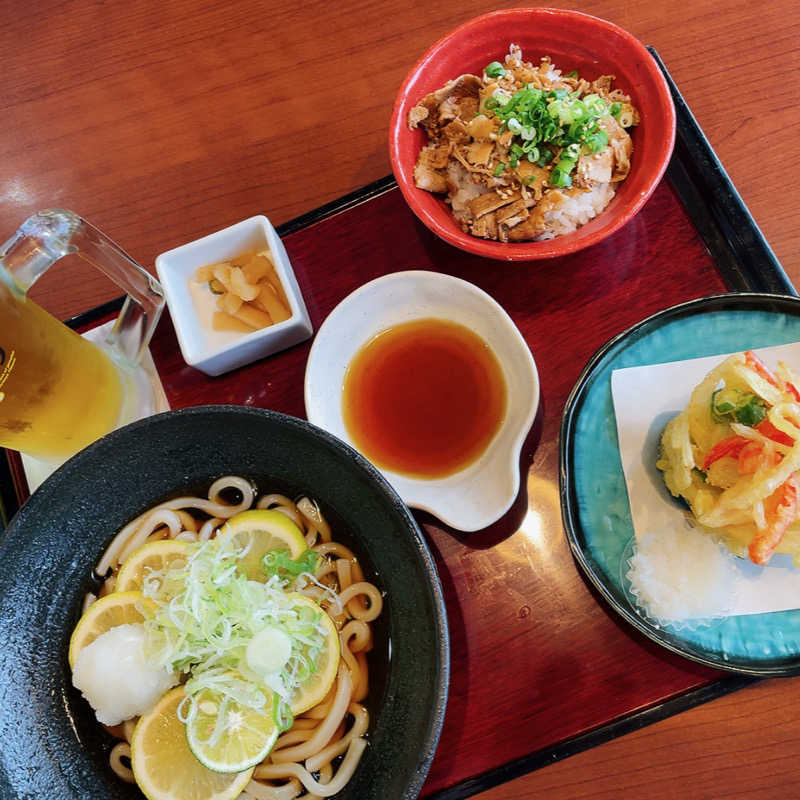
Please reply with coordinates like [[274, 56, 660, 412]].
[[155, 216, 312, 376]]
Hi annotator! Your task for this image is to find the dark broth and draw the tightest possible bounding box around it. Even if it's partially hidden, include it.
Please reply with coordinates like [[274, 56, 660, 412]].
[[342, 318, 507, 479]]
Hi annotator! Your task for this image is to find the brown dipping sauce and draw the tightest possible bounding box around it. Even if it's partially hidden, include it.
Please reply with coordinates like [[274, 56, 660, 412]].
[[342, 318, 507, 479]]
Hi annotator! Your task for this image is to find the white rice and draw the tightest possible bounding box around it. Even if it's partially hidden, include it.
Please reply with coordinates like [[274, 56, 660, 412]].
[[535, 183, 616, 240], [447, 161, 488, 221]]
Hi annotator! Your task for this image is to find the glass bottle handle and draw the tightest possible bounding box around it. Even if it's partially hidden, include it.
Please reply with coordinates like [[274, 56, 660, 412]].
[[0, 208, 164, 365]]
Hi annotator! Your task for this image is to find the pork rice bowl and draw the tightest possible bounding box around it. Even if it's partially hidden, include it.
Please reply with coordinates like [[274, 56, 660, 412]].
[[408, 45, 639, 242]]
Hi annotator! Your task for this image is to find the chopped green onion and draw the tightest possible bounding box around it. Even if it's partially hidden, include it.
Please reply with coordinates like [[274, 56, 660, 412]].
[[478, 70, 632, 187], [585, 129, 609, 153], [569, 100, 587, 120], [694, 467, 708, 481], [484, 61, 506, 78], [550, 167, 572, 188], [262, 548, 320, 580], [272, 693, 294, 732], [735, 397, 767, 427], [565, 69, 579, 78], [710, 388, 767, 427], [525, 146, 540, 163], [537, 149, 555, 167], [141, 531, 331, 737]]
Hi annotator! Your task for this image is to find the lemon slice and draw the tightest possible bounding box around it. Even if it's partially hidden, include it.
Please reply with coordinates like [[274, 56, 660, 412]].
[[115, 539, 191, 593], [218, 509, 307, 580], [287, 593, 340, 714], [185, 686, 279, 773], [132, 687, 253, 800], [68, 590, 150, 669]]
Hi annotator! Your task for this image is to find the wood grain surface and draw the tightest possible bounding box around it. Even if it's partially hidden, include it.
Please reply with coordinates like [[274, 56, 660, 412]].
[[472, 676, 800, 800], [1, 0, 798, 320], [2, 0, 800, 798]]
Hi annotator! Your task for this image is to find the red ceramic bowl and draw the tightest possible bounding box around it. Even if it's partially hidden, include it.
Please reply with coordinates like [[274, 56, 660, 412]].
[[389, 8, 676, 261]]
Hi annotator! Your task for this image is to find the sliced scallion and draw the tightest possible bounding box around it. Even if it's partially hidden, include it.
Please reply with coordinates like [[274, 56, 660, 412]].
[[479, 68, 630, 185], [484, 61, 506, 78]]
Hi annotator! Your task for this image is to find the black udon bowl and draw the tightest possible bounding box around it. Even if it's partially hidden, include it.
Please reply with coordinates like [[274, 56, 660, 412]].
[[0, 406, 449, 799]]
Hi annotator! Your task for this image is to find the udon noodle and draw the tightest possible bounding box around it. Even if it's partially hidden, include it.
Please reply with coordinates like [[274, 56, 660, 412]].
[[89, 476, 382, 799]]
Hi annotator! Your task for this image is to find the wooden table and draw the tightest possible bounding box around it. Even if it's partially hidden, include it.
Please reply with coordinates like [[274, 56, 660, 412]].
[[3, 1, 800, 798]]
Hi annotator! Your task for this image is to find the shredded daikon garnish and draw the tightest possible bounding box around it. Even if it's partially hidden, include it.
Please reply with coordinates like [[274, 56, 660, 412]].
[[140, 532, 325, 733]]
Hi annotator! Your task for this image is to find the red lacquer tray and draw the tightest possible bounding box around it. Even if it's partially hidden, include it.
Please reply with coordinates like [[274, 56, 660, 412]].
[[1, 55, 795, 799]]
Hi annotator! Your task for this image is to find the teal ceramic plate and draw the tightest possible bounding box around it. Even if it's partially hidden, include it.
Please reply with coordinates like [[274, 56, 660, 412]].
[[560, 293, 800, 675]]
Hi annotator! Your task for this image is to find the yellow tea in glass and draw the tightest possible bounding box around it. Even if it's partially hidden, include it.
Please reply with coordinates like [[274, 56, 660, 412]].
[[0, 209, 164, 463], [0, 280, 124, 459]]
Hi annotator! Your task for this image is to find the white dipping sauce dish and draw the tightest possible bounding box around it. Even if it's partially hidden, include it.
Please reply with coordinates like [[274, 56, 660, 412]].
[[304, 270, 539, 531]]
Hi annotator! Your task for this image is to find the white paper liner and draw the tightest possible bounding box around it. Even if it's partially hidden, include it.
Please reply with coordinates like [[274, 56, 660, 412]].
[[612, 342, 800, 623]]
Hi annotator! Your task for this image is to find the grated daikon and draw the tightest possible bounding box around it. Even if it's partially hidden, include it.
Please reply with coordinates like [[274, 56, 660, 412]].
[[626, 523, 735, 624], [72, 623, 178, 725]]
